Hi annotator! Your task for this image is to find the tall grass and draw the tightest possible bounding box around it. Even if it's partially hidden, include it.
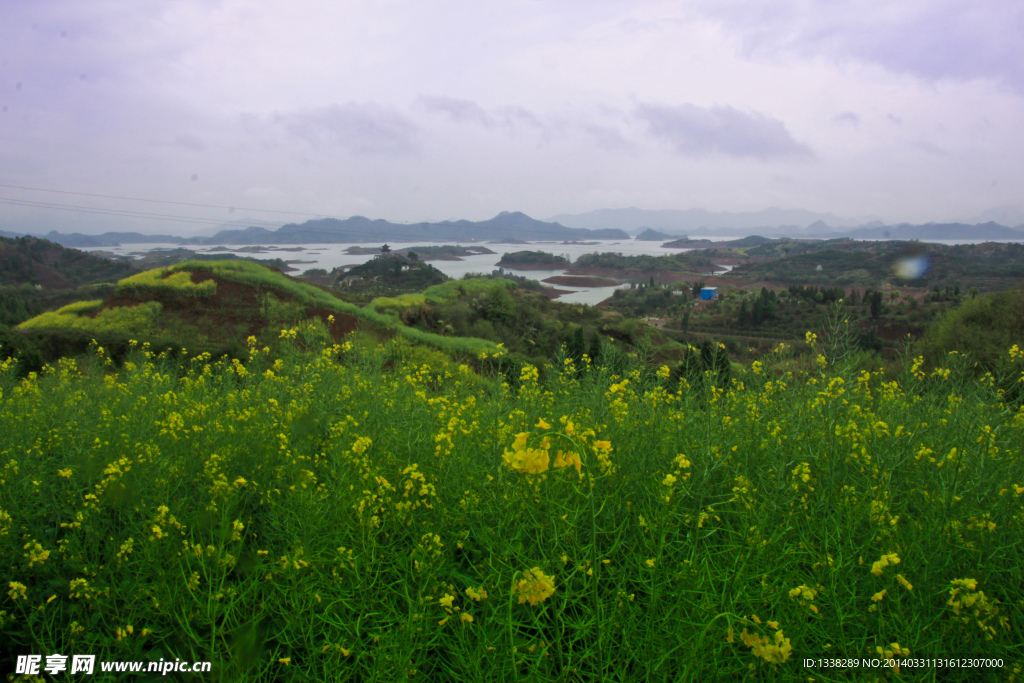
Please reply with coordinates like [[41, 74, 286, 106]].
[[1, 336, 1022, 681]]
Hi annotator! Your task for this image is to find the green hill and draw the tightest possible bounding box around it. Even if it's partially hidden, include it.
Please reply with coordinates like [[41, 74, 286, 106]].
[[0, 235, 135, 288], [14, 260, 498, 360], [0, 236, 137, 328], [11, 259, 698, 382]]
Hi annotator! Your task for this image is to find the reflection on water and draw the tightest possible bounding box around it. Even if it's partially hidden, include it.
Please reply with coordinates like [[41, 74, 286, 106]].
[[556, 285, 629, 306]]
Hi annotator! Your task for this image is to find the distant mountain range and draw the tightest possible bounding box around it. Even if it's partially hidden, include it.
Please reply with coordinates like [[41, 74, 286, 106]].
[[209, 212, 628, 244], [817, 222, 1024, 241], [5, 208, 1024, 248], [547, 207, 877, 232], [8, 212, 629, 248], [548, 207, 1024, 241]]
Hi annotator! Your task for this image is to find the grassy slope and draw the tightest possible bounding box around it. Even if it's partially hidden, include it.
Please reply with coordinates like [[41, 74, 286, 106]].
[[16, 260, 499, 358]]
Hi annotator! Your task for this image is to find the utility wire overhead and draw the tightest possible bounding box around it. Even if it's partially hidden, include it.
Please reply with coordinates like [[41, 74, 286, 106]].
[[0, 182, 333, 218], [0, 198, 284, 228]]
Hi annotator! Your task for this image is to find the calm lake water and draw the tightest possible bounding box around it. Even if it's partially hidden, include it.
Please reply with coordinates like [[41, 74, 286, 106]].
[[87, 234, 1009, 306], [86, 239, 719, 306]]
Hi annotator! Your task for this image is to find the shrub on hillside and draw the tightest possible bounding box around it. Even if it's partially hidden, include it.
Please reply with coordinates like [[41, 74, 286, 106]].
[[919, 289, 1024, 373]]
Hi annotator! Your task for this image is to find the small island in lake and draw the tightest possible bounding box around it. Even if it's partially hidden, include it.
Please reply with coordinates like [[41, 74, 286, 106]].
[[496, 250, 570, 270]]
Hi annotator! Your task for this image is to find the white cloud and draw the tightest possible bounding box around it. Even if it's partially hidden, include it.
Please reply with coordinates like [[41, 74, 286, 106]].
[[635, 103, 812, 159], [693, 0, 1024, 94], [273, 103, 420, 156]]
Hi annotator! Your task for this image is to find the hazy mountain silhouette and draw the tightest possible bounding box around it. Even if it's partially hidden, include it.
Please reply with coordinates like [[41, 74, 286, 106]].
[[547, 207, 874, 232]]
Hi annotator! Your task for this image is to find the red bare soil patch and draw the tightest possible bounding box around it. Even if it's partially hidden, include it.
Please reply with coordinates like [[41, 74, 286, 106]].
[[304, 307, 391, 343]]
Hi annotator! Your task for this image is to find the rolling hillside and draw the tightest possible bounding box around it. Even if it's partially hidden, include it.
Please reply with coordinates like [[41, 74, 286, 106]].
[[15, 260, 499, 358]]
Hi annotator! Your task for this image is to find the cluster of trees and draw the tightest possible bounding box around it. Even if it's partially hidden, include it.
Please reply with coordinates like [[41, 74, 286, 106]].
[[609, 280, 691, 318], [861, 290, 886, 319], [786, 285, 848, 304], [0, 287, 44, 327], [927, 284, 963, 303], [737, 287, 778, 326], [782, 284, 891, 319], [333, 257, 448, 294]]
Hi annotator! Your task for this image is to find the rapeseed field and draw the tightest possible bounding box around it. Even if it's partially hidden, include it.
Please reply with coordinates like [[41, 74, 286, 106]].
[[1, 325, 1023, 681]]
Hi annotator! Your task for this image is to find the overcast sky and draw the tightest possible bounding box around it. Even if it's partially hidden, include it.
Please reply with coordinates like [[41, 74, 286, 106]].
[[2, 0, 1022, 235]]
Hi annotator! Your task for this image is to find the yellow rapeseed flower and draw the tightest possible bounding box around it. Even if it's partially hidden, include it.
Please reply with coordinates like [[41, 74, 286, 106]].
[[24, 541, 50, 566], [876, 643, 910, 660], [788, 585, 816, 602], [8, 581, 27, 601], [870, 552, 900, 576], [465, 586, 488, 601], [503, 433, 550, 475], [514, 568, 556, 606], [740, 628, 793, 664], [552, 450, 582, 477]]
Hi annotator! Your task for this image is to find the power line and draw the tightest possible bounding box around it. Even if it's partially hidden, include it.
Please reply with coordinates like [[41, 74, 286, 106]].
[[0, 182, 333, 218], [0, 197, 282, 228]]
